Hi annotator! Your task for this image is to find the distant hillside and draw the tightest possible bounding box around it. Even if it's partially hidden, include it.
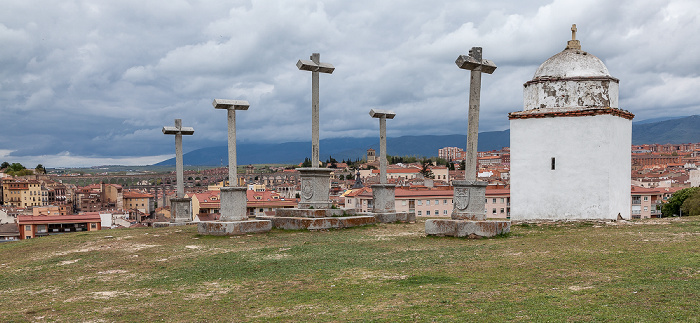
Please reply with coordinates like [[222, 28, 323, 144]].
[[632, 115, 700, 145], [154, 115, 700, 166], [155, 130, 510, 166]]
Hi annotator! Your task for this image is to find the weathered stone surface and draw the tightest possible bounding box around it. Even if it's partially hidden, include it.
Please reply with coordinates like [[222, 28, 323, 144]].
[[220, 186, 247, 221], [170, 197, 192, 223], [373, 212, 415, 224], [297, 168, 334, 209], [257, 215, 375, 230], [153, 221, 194, 228], [198, 220, 271, 235], [425, 219, 510, 238], [371, 184, 396, 213], [275, 208, 354, 218], [451, 180, 487, 221]]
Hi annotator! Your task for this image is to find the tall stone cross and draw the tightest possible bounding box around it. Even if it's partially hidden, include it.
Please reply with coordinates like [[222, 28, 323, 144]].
[[162, 119, 194, 198], [571, 24, 577, 40], [297, 53, 335, 167], [369, 109, 396, 184], [213, 99, 250, 187], [455, 47, 497, 181]]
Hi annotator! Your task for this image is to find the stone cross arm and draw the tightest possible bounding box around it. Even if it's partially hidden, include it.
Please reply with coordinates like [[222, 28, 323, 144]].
[[297, 59, 335, 74], [162, 120, 194, 135], [213, 99, 250, 110], [369, 109, 396, 119], [455, 47, 497, 74]]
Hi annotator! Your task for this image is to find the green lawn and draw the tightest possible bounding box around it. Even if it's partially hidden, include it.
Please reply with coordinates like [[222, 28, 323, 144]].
[[1, 217, 698, 322]]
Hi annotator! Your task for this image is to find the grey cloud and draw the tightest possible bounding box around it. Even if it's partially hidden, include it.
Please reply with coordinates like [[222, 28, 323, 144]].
[[0, 0, 699, 167]]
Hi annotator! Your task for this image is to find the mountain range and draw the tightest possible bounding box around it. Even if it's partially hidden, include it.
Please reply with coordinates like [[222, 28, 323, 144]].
[[154, 115, 700, 166]]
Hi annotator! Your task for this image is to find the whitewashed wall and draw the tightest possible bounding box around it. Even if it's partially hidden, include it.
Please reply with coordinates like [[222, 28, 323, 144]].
[[510, 114, 631, 220]]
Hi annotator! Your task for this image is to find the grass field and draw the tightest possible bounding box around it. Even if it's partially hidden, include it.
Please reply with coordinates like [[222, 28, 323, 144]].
[[0, 217, 698, 322]]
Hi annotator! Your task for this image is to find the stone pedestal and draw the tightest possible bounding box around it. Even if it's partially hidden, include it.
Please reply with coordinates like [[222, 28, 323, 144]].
[[425, 180, 510, 238], [366, 184, 415, 223], [220, 186, 247, 221], [372, 184, 396, 213], [451, 180, 487, 220], [297, 168, 333, 209], [197, 186, 272, 235], [425, 219, 510, 238], [170, 197, 193, 223]]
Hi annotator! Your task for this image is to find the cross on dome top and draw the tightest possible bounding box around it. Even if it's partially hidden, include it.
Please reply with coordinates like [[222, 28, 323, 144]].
[[566, 24, 581, 50]]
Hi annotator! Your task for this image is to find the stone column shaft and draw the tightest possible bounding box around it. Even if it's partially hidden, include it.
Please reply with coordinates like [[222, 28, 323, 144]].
[[465, 69, 481, 181], [379, 116, 387, 184], [175, 129, 184, 197], [228, 109, 237, 186], [311, 53, 320, 167]]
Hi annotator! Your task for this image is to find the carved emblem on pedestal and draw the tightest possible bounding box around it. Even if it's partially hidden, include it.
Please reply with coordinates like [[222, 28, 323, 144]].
[[301, 179, 314, 200], [454, 187, 470, 210]]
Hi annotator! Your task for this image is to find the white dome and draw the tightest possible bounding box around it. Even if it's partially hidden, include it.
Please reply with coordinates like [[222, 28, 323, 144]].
[[533, 48, 611, 79]]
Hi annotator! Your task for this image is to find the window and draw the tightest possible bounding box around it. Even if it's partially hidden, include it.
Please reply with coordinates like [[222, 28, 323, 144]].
[[443, 210, 448, 215], [500, 198, 504, 203], [417, 211, 422, 216], [426, 200, 430, 206], [492, 208, 497, 214], [500, 208, 504, 213], [417, 200, 422, 206], [551, 157, 556, 170], [444, 200, 447, 204], [402, 201, 407, 206], [435, 210, 438, 216], [426, 211, 430, 215], [25, 225, 31, 231], [91, 223, 97, 229], [493, 198, 496, 203], [643, 196, 648, 201], [435, 200, 439, 205]]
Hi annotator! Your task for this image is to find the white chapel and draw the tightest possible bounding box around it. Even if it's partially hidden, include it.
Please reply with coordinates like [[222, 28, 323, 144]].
[[509, 25, 634, 221]]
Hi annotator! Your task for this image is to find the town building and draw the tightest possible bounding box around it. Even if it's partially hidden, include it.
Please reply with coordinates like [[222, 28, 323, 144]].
[[17, 213, 101, 239], [123, 190, 155, 214], [509, 26, 633, 221], [1, 179, 46, 208], [438, 147, 465, 161]]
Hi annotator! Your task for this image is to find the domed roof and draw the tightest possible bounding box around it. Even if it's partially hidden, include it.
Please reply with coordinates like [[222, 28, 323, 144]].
[[532, 48, 611, 79]]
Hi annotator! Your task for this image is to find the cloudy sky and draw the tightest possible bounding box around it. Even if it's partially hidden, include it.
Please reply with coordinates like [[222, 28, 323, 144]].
[[1, 0, 699, 167]]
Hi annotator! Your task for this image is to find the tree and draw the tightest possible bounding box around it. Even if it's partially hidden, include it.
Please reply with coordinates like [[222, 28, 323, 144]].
[[338, 174, 345, 180], [662, 187, 700, 217], [681, 189, 700, 216], [420, 161, 435, 179], [0, 162, 9, 169], [460, 159, 466, 170], [301, 157, 312, 168], [35, 164, 46, 174]]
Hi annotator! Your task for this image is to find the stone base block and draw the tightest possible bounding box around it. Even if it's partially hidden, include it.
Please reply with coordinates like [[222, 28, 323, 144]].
[[198, 220, 272, 236], [220, 187, 247, 221], [425, 219, 511, 238], [256, 215, 375, 230], [153, 221, 194, 228], [275, 208, 356, 218], [373, 212, 416, 223], [170, 197, 193, 223]]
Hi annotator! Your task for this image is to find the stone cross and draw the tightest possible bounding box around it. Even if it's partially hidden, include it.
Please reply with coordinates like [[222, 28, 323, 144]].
[[567, 24, 581, 50], [455, 47, 497, 181], [369, 109, 396, 184], [297, 53, 335, 167], [162, 119, 194, 198], [213, 99, 250, 187]]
